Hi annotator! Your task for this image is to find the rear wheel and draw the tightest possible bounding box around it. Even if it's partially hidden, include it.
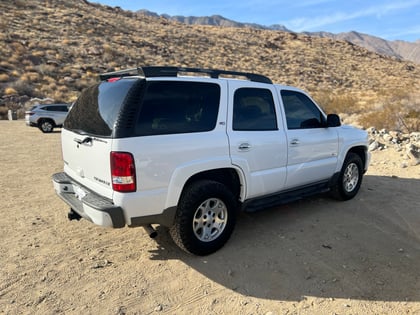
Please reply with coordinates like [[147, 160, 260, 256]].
[[331, 152, 363, 200], [38, 119, 54, 133], [170, 180, 237, 255]]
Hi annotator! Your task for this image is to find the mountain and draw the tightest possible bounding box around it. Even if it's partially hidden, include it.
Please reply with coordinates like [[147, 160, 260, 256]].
[[307, 31, 420, 64], [137, 10, 420, 64], [137, 10, 291, 32]]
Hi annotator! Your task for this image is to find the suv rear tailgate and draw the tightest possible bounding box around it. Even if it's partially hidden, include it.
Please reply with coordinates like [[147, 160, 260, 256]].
[[59, 78, 143, 200], [61, 129, 114, 199]]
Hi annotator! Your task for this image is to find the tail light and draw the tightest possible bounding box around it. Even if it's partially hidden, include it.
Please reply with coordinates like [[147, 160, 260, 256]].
[[26, 111, 35, 116], [110, 152, 136, 192]]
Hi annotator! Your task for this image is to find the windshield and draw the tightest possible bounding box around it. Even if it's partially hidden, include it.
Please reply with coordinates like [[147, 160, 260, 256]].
[[64, 78, 139, 136]]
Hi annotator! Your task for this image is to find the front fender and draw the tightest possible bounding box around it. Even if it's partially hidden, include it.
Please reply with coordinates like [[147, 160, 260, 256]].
[[336, 126, 369, 172]]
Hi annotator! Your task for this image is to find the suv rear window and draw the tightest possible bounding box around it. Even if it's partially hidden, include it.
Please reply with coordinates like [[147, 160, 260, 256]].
[[135, 81, 220, 136], [64, 79, 139, 136]]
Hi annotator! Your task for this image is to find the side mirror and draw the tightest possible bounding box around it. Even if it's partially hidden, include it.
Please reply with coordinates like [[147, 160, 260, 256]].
[[326, 114, 341, 127]]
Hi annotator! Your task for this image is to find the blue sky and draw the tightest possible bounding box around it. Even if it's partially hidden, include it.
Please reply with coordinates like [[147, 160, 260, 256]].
[[94, 0, 420, 42]]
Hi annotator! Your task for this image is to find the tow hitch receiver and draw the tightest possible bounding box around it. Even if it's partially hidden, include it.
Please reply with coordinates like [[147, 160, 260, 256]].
[[68, 209, 82, 221]]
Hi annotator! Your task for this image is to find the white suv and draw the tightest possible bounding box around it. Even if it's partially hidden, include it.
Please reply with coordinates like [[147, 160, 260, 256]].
[[53, 67, 369, 255]]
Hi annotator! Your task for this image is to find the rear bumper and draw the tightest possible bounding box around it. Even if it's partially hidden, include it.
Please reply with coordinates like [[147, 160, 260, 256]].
[[52, 172, 125, 228]]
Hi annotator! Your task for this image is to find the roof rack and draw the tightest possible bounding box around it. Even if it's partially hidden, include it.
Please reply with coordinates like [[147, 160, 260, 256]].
[[99, 66, 272, 84]]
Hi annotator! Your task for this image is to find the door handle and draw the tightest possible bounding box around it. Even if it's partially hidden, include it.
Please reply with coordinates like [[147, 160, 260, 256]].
[[290, 139, 300, 145], [238, 143, 251, 150]]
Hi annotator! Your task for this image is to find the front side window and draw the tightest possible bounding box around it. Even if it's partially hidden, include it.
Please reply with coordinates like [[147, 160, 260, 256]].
[[233, 88, 277, 131], [135, 81, 220, 136], [281, 90, 325, 129]]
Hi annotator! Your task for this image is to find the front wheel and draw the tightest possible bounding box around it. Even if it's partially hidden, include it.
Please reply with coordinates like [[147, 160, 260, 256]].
[[331, 152, 364, 200], [170, 180, 237, 255]]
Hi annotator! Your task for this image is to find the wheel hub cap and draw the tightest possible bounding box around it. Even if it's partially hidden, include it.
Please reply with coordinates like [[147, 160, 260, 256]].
[[343, 162, 359, 192], [193, 198, 227, 242]]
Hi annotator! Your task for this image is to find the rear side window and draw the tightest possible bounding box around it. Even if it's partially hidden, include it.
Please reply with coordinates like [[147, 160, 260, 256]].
[[135, 81, 220, 136], [233, 88, 277, 131], [45, 105, 68, 112], [64, 79, 139, 136]]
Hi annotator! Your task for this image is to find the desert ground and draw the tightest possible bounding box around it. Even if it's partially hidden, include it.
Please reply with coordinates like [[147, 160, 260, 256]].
[[0, 120, 419, 315]]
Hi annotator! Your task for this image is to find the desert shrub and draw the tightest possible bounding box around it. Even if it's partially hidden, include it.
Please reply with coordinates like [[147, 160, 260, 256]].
[[0, 73, 9, 82], [4, 87, 17, 95], [0, 106, 8, 119], [403, 110, 420, 131], [359, 104, 399, 131], [0, 20, 6, 31], [14, 0, 31, 8], [313, 90, 359, 114], [7, 79, 37, 97], [36, 64, 56, 76], [359, 91, 420, 132], [20, 72, 40, 82]]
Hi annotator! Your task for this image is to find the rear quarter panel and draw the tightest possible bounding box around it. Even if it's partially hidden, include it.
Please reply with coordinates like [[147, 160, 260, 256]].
[[112, 128, 231, 221]]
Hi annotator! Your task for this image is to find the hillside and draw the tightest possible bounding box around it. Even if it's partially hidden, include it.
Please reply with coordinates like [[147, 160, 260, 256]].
[[308, 31, 420, 65], [0, 0, 419, 129], [138, 10, 420, 64]]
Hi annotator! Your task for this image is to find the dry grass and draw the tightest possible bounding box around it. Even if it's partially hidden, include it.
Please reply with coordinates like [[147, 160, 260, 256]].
[[313, 91, 361, 115]]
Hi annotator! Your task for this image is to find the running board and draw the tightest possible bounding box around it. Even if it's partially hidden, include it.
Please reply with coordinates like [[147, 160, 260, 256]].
[[243, 181, 330, 213]]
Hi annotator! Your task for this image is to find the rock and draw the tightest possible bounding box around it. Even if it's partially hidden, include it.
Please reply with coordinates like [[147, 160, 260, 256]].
[[367, 126, 377, 135], [154, 304, 163, 312], [406, 144, 420, 165], [410, 132, 420, 143], [369, 141, 379, 151], [382, 133, 393, 142], [64, 76, 75, 83], [389, 131, 400, 138]]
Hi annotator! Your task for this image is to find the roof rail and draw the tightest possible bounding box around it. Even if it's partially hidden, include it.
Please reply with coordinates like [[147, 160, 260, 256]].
[[99, 66, 272, 84]]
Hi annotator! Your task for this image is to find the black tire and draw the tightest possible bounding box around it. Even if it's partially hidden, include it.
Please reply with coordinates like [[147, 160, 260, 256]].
[[170, 180, 237, 256], [38, 119, 54, 133], [331, 152, 363, 200]]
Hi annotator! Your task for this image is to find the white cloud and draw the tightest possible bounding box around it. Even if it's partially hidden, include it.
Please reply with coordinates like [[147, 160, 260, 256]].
[[285, 0, 420, 31], [383, 25, 420, 41]]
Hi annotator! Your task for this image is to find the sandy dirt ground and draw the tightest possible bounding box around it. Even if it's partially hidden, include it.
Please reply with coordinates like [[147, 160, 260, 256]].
[[1, 120, 419, 315]]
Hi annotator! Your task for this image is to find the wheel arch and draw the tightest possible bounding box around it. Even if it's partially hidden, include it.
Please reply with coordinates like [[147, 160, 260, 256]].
[[347, 145, 368, 173], [37, 117, 57, 126], [184, 168, 242, 199], [166, 167, 245, 210]]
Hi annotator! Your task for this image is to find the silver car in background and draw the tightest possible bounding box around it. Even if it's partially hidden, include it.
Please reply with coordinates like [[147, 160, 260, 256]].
[[25, 104, 70, 133]]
